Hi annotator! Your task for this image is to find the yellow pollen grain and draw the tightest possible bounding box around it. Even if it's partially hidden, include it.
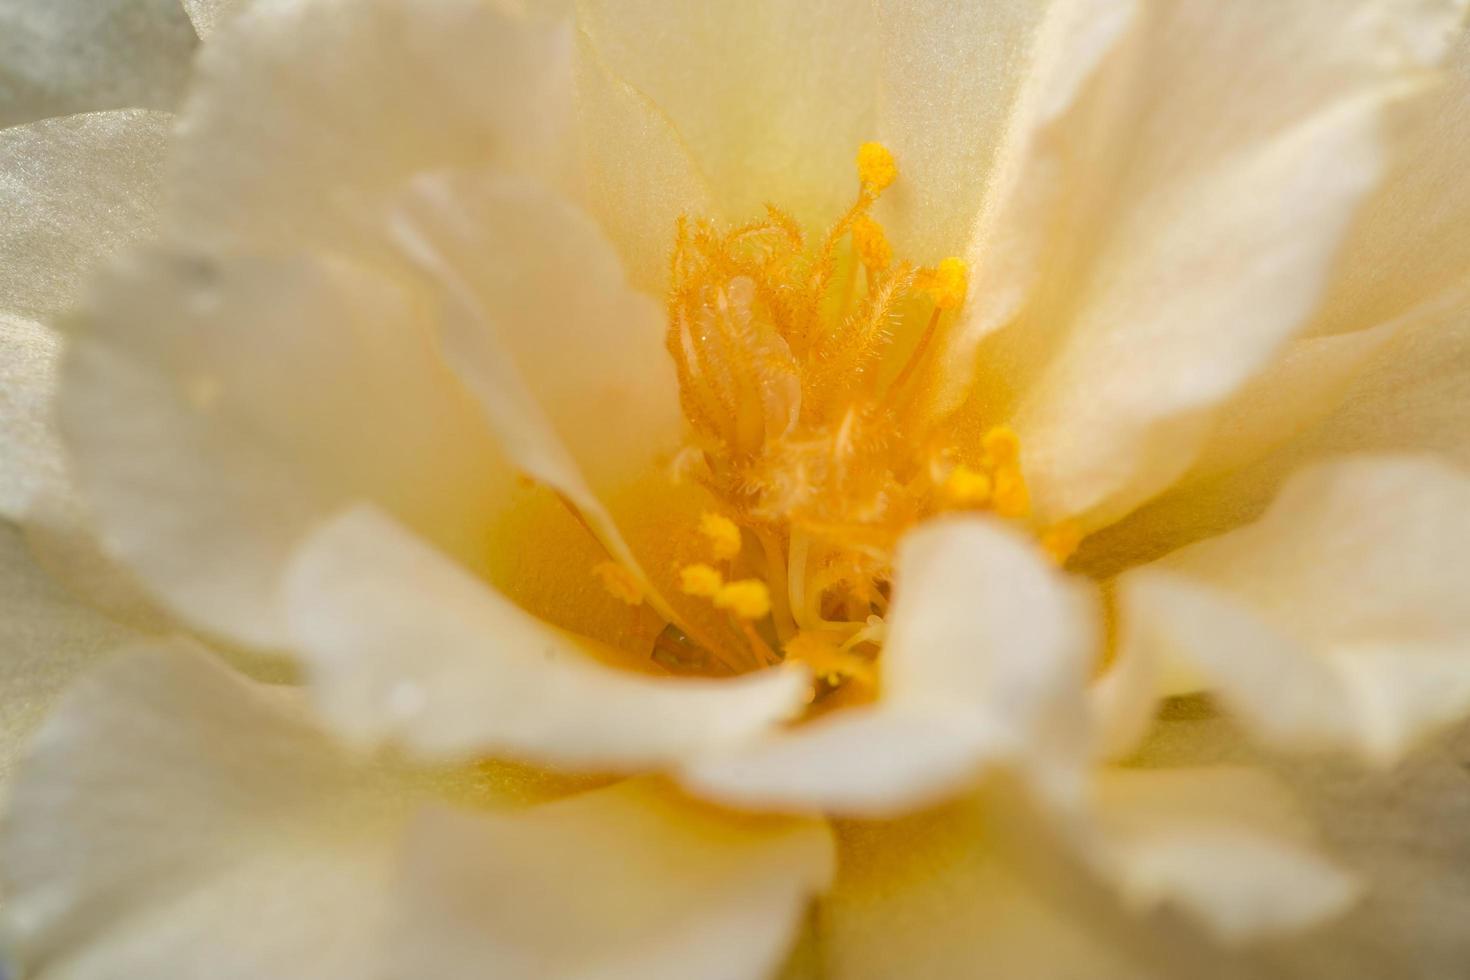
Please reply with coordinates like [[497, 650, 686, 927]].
[[921, 257, 968, 310], [679, 563, 724, 598], [992, 465, 1031, 518], [942, 463, 993, 508], [981, 425, 1021, 466], [698, 512, 743, 561], [856, 141, 898, 194], [850, 214, 892, 270], [1040, 521, 1083, 565], [713, 579, 772, 620], [592, 562, 643, 606]]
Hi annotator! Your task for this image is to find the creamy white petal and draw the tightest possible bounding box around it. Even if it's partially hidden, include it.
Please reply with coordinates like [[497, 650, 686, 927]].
[[0, 315, 65, 522], [171, 0, 575, 253], [0, 110, 171, 322], [870, 0, 1048, 264], [62, 248, 507, 648], [284, 505, 810, 768], [0, 520, 137, 797], [0, 644, 414, 980], [937, 0, 1465, 529], [681, 517, 1096, 816], [388, 781, 834, 980], [575, 0, 879, 230], [1116, 456, 1470, 763], [386, 169, 682, 608], [0, 0, 195, 127], [183, 0, 247, 38]]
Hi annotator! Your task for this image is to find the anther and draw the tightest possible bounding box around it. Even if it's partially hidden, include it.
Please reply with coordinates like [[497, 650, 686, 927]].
[[714, 579, 773, 620], [699, 512, 743, 561], [593, 562, 644, 606], [856, 141, 898, 195], [679, 563, 724, 598]]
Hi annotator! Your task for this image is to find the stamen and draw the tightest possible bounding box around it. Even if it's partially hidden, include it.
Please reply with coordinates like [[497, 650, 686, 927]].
[[942, 464, 993, 508], [699, 511, 743, 561], [593, 561, 644, 606], [856, 141, 898, 195], [851, 214, 892, 271], [679, 563, 724, 598], [1040, 521, 1084, 565], [713, 579, 773, 620]]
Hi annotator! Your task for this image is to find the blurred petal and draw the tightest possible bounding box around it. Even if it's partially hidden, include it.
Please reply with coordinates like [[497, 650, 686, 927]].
[[62, 248, 507, 648], [389, 781, 833, 980], [1, 644, 414, 980], [0, 315, 65, 522], [1116, 456, 1470, 763], [575, 0, 879, 230], [172, 0, 575, 253], [681, 517, 1096, 816], [0, 110, 171, 321], [937, 0, 1465, 529], [182, 0, 247, 38], [284, 505, 810, 768], [0, 0, 196, 127], [0, 520, 136, 794]]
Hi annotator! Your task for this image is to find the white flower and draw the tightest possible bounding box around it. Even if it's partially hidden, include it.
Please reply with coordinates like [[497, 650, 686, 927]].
[[2, 0, 1470, 977]]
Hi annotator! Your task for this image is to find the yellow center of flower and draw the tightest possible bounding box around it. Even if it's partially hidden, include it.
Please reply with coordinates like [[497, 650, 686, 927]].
[[601, 143, 1080, 688]]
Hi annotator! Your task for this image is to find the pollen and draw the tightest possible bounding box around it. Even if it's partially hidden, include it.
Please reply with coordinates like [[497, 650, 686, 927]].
[[850, 214, 892, 271], [942, 464, 993, 508], [699, 512, 743, 561], [713, 579, 772, 620], [920, 257, 968, 310], [679, 563, 724, 598], [856, 141, 898, 195], [593, 561, 643, 606]]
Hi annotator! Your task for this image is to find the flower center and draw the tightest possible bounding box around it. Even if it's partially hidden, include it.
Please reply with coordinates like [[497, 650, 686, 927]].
[[600, 144, 1078, 692]]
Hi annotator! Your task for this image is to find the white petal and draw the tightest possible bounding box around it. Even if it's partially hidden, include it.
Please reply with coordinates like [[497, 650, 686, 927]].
[[0, 110, 172, 321], [388, 781, 833, 980], [284, 505, 810, 769], [1117, 455, 1470, 763], [62, 248, 508, 648], [0, 0, 195, 127], [0, 315, 65, 522], [575, 0, 879, 230], [385, 170, 682, 610], [936, 0, 1465, 529], [0, 520, 137, 795], [871, 0, 1048, 264], [681, 517, 1097, 817], [0, 644, 415, 980], [171, 0, 575, 253]]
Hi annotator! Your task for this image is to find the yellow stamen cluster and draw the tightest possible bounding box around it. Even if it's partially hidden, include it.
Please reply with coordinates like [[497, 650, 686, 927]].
[[679, 563, 772, 620]]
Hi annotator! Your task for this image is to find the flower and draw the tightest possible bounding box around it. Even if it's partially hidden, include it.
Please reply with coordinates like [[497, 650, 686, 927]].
[[2, 0, 1470, 977]]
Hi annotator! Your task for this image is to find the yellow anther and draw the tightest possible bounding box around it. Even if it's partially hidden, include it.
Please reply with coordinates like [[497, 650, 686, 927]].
[[981, 425, 1021, 466], [992, 465, 1031, 518], [942, 463, 993, 508], [783, 631, 877, 687], [850, 214, 892, 270], [698, 512, 743, 561], [921, 257, 968, 311], [593, 562, 643, 606], [679, 563, 724, 598], [856, 141, 898, 194], [1040, 521, 1083, 565], [713, 579, 772, 620]]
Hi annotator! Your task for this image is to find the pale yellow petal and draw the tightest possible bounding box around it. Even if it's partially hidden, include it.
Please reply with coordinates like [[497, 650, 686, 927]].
[[182, 0, 247, 38], [0, 109, 171, 321], [0, 520, 137, 797], [284, 505, 809, 768], [937, 0, 1465, 530], [1, 644, 417, 980], [0, 0, 195, 127], [389, 781, 833, 979], [171, 0, 575, 254], [681, 517, 1097, 816], [0, 315, 65, 522], [1117, 456, 1470, 763], [870, 0, 1048, 264], [575, 0, 879, 230], [62, 248, 508, 649]]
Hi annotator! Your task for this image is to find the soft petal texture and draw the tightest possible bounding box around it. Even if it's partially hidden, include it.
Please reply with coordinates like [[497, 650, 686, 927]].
[[62, 248, 506, 649], [681, 517, 1096, 816], [870, 0, 1048, 265], [388, 781, 834, 980], [0, 315, 65, 522], [386, 169, 682, 604], [0, 110, 172, 321], [183, 0, 247, 37], [284, 505, 810, 769], [0, 520, 136, 795], [1114, 456, 1470, 763], [0, 0, 196, 127], [575, 0, 879, 231], [1, 644, 414, 980], [1082, 768, 1357, 944], [938, 0, 1465, 529], [171, 0, 575, 254]]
